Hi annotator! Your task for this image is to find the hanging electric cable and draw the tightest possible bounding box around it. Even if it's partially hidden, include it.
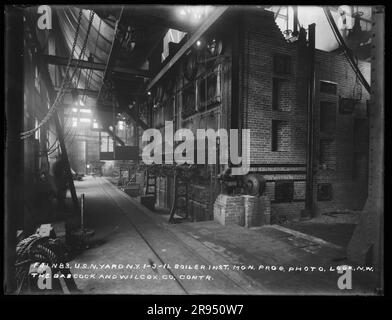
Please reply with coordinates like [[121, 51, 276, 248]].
[[20, 9, 84, 139], [38, 11, 99, 164], [20, 9, 95, 139], [41, 11, 97, 158]]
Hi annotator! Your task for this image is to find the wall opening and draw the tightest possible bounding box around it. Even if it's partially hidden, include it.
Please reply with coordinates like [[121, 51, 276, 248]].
[[273, 53, 291, 75], [320, 80, 337, 95], [320, 101, 336, 134], [272, 78, 290, 111]]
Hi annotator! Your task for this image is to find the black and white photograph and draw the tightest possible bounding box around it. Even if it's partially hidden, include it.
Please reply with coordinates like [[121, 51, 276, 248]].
[[4, 4, 384, 298]]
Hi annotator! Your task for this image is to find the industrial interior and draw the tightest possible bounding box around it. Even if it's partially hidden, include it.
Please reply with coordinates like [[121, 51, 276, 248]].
[[5, 5, 384, 295]]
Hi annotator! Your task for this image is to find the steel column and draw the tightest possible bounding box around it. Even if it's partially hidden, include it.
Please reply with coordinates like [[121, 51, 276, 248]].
[[304, 24, 316, 217]]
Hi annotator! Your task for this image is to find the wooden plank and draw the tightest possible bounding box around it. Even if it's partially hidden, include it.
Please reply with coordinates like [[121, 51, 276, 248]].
[[44, 54, 151, 78]]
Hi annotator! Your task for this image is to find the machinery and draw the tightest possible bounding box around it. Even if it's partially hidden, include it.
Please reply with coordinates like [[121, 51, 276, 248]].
[[218, 167, 266, 197]]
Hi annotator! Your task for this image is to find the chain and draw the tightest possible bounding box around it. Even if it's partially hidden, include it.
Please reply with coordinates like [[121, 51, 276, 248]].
[[21, 9, 95, 139], [20, 9, 83, 138]]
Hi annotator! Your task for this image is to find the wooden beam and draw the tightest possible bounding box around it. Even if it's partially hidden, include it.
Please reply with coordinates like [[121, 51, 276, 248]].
[[147, 6, 229, 91], [123, 106, 149, 131], [44, 54, 151, 78], [55, 87, 99, 98]]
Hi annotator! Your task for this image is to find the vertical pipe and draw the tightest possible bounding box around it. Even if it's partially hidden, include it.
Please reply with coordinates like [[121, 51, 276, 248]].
[[286, 6, 289, 32], [55, 107, 80, 212], [348, 6, 384, 292], [80, 193, 85, 230], [372, 5, 385, 294], [231, 15, 240, 131], [304, 23, 316, 217]]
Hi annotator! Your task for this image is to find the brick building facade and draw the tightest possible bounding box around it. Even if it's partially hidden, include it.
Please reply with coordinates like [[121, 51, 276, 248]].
[[140, 9, 370, 222]]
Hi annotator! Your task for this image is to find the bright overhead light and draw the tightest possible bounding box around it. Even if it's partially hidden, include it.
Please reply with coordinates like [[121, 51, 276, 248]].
[[72, 108, 78, 113], [176, 6, 213, 25], [80, 118, 91, 123], [80, 108, 91, 113], [196, 40, 202, 47], [79, 99, 85, 107]]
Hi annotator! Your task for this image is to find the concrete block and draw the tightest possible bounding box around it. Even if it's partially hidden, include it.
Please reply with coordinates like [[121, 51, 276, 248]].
[[259, 195, 271, 225], [243, 195, 262, 228], [214, 194, 245, 226]]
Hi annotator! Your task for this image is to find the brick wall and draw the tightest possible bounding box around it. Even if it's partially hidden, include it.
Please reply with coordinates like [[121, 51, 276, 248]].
[[240, 9, 370, 220], [240, 10, 308, 220], [148, 9, 370, 222]]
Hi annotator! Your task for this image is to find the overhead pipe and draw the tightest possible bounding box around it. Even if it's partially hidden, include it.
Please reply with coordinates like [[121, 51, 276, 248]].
[[323, 6, 371, 94], [147, 6, 229, 91], [293, 6, 299, 37]]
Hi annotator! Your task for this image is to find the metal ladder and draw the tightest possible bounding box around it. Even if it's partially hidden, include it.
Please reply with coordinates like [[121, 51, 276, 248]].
[[145, 170, 157, 199]]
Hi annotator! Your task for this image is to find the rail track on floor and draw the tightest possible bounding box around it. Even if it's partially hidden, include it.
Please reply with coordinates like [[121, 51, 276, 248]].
[[94, 177, 253, 294]]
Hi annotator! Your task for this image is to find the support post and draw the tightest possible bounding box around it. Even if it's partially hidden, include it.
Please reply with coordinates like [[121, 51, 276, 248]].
[[293, 6, 299, 37], [106, 127, 125, 146], [303, 23, 316, 218], [54, 114, 79, 212], [80, 194, 85, 230]]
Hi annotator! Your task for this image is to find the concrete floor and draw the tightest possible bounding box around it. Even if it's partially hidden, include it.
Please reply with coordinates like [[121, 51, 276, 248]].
[[67, 176, 377, 295]]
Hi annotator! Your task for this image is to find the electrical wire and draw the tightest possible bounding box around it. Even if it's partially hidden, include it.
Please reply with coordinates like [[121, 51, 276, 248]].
[[82, 18, 101, 104], [20, 9, 84, 139], [40, 10, 99, 158], [21, 9, 95, 139]]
